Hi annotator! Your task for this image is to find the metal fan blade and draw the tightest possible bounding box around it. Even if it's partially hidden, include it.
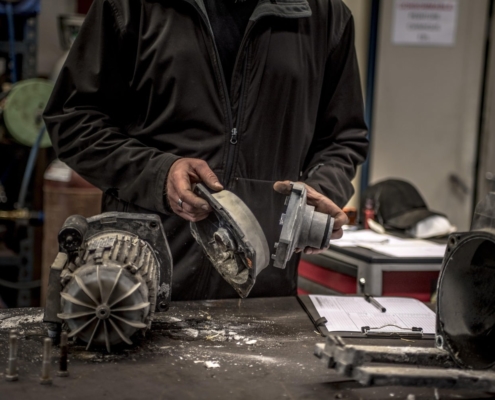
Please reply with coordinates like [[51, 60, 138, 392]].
[[97, 265, 105, 304], [74, 274, 99, 305], [61, 292, 96, 309], [111, 302, 150, 312], [111, 314, 147, 329], [57, 311, 95, 320], [109, 318, 133, 345], [104, 320, 111, 353], [68, 316, 97, 338], [85, 319, 101, 351], [108, 282, 142, 308], [103, 268, 123, 305]]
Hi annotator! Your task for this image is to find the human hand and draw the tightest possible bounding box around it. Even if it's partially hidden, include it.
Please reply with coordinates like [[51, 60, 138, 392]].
[[166, 158, 223, 222], [273, 180, 349, 255]]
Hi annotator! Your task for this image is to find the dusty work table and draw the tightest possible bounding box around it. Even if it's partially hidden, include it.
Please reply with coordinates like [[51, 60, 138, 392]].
[[0, 297, 491, 399]]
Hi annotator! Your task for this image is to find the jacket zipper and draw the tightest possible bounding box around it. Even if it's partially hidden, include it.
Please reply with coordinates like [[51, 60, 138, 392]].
[[225, 54, 249, 185], [193, 5, 256, 187]]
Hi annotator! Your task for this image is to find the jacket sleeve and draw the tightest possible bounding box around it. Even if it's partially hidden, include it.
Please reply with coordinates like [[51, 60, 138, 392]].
[[303, 10, 369, 208], [43, 0, 180, 214]]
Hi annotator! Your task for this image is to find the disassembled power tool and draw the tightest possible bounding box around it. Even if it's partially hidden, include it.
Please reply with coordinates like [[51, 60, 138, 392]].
[[43, 212, 173, 352], [190, 184, 270, 298], [272, 182, 334, 269], [191, 182, 335, 298]]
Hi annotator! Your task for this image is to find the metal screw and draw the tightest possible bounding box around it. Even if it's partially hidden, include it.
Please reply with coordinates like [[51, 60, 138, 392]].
[[40, 338, 52, 385], [5, 331, 19, 381], [57, 332, 69, 377]]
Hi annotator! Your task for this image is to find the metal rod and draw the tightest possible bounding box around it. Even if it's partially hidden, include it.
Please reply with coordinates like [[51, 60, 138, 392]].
[[57, 332, 69, 377], [5, 331, 18, 381], [359, 0, 380, 199], [5, 2, 18, 83], [17, 126, 46, 209], [40, 338, 52, 385]]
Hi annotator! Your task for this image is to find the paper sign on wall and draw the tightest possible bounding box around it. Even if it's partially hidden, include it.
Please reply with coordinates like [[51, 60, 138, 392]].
[[392, 0, 459, 46]]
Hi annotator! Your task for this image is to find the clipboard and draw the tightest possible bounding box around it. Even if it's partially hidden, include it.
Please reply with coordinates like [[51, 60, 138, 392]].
[[297, 295, 435, 339]]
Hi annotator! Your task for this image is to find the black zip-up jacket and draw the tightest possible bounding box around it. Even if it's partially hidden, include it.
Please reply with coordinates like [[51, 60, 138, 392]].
[[43, 0, 368, 300]]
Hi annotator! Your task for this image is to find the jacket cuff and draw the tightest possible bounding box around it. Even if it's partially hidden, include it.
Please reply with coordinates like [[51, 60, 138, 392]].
[[303, 163, 355, 208], [155, 154, 182, 215]]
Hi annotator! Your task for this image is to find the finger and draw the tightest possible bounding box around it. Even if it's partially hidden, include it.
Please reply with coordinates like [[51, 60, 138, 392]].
[[331, 228, 344, 240], [180, 200, 206, 215], [332, 211, 349, 231], [179, 202, 210, 220], [304, 248, 326, 255], [175, 208, 210, 222], [172, 170, 212, 211], [168, 186, 211, 217], [193, 161, 223, 191], [305, 186, 349, 228], [273, 180, 293, 195]]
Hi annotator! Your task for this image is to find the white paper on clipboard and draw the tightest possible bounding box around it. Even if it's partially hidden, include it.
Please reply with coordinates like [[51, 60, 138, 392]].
[[309, 295, 436, 334]]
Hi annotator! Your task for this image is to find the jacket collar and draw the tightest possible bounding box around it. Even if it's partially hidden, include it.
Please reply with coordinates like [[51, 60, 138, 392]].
[[249, 0, 312, 21], [192, 0, 312, 22]]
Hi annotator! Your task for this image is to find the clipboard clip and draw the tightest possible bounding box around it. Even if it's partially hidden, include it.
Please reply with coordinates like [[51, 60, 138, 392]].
[[361, 325, 423, 338]]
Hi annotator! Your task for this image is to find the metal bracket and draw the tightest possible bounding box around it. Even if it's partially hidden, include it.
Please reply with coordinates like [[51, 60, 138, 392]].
[[314, 335, 495, 391]]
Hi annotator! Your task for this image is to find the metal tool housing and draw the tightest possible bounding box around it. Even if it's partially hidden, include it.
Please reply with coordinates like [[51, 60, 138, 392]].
[[43, 212, 173, 352]]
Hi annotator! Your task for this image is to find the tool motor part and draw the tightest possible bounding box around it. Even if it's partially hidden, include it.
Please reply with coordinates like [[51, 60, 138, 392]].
[[190, 184, 270, 298], [43, 212, 173, 352], [273, 182, 334, 269]]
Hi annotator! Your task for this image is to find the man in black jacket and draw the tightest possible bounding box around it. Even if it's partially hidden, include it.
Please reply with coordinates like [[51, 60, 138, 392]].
[[43, 0, 368, 300]]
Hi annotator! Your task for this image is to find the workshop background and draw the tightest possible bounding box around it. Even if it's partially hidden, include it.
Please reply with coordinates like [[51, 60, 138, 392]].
[[0, 0, 494, 309]]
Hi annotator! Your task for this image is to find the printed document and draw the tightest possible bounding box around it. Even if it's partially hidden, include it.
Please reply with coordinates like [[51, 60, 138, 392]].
[[309, 295, 436, 334]]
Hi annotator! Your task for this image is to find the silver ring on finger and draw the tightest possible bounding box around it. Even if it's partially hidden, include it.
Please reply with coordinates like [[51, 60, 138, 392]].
[[178, 198, 183, 208]]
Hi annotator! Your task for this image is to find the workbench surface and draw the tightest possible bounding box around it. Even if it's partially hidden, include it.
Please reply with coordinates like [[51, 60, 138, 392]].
[[0, 297, 490, 399]]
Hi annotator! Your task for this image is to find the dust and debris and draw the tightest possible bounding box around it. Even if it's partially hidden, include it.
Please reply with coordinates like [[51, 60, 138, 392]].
[[204, 361, 220, 369], [0, 311, 43, 330], [157, 283, 171, 299], [183, 329, 199, 338], [0, 301, 310, 377]]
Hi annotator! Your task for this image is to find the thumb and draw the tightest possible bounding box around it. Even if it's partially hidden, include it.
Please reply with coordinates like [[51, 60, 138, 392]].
[[194, 162, 223, 191], [273, 180, 293, 195]]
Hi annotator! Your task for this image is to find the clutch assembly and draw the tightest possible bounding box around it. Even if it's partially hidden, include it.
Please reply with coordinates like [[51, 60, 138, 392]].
[[43, 212, 173, 352]]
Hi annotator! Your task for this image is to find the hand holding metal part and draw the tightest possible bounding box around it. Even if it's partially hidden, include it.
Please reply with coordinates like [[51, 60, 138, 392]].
[[190, 184, 270, 298], [166, 158, 223, 222], [272, 182, 337, 269], [191, 181, 338, 296], [273, 181, 348, 254]]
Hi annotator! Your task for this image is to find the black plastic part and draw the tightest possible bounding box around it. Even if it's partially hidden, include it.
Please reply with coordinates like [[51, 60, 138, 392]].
[[437, 230, 495, 369], [58, 215, 88, 252], [43, 263, 64, 324]]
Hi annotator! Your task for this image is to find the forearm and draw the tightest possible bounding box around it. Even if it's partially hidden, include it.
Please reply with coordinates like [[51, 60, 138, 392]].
[[43, 0, 180, 214], [303, 13, 368, 206]]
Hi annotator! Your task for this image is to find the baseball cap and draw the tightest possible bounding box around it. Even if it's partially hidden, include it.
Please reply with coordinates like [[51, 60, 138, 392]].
[[362, 179, 444, 230]]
